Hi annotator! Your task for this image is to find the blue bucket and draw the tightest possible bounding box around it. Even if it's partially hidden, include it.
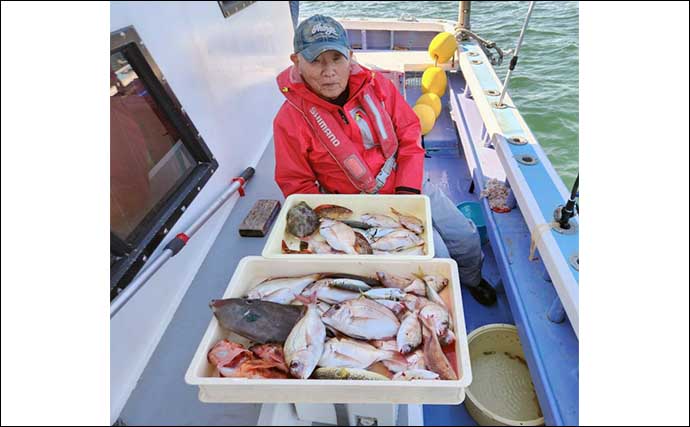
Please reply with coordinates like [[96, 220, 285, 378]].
[[457, 201, 488, 244]]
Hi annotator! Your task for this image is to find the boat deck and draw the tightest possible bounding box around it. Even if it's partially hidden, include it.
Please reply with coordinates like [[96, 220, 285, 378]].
[[118, 66, 577, 426]]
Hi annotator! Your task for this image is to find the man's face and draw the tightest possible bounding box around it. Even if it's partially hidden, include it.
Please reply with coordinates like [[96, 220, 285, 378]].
[[291, 50, 352, 101]]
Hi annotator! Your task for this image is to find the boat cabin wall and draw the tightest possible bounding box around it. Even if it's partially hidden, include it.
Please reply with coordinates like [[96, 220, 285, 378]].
[[110, 2, 293, 423]]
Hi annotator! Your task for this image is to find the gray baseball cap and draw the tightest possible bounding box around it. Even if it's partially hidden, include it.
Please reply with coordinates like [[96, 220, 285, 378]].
[[294, 15, 350, 62]]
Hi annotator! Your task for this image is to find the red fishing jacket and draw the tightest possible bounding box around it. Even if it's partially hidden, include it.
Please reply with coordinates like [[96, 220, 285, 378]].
[[273, 62, 424, 197]]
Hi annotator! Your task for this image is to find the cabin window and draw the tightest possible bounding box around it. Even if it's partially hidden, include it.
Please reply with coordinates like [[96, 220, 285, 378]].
[[110, 26, 217, 300], [218, 1, 256, 18]]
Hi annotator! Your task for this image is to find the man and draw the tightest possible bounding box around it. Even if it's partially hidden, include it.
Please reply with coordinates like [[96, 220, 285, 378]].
[[273, 15, 496, 306]]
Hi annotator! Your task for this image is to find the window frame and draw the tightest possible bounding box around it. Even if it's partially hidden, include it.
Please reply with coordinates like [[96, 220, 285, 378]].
[[110, 26, 218, 301], [217, 1, 256, 18]]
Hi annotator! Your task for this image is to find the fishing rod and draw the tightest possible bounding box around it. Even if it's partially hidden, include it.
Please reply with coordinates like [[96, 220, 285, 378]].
[[557, 174, 579, 229], [110, 166, 255, 318], [497, 1, 536, 107]]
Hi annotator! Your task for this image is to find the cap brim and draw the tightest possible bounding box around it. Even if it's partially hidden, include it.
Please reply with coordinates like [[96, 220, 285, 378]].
[[299, 42, 350, 62]]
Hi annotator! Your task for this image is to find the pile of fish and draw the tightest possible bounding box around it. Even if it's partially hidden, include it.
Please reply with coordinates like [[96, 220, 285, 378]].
[[282, 202, 426, 255], [208, 270, 458, 381], [480, 178, 512, 213]]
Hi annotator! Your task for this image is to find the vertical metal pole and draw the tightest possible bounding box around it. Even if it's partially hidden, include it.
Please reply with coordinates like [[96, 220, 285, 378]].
[[497, 1, 536, 107], [458, 1, 471, 40]]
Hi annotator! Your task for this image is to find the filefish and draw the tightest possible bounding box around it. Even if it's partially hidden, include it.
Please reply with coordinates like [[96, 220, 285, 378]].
[[246, 273, 322, 304], [319, 219, 357, 254], [209, 298, 305, 344], [361, 213, 401, 228], [390, 207, 424, 235], [318, 337, 407, 369], [397, 311, 422, 354], [286, 201, 320, 238], [421, 316, 458, 380], [393, 369, 440, 381], [322, 298, 400, 340], [284, 300, 326, 379], [314, 204, 353, 220], [313, 367, 390, 381], [370, 229, 424, 251]]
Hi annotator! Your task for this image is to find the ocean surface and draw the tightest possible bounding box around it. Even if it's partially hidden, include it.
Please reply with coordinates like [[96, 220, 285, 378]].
[[299, 1, 579, 189]]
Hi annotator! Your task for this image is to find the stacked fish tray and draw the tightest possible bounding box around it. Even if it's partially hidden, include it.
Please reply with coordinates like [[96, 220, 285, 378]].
[[186, 195, 472, 404]]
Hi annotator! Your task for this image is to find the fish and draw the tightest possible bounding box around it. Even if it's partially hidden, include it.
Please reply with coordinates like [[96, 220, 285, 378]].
[[353, 231, 373, 255], [382, 348, 426, 373], [250, 343, 289, 373], [419, 302, 451, 337], [439, 329, 456, 346], [392, 245, 425, 256], [322, 298, 400, 340], [318, 337, 407, 369], [421, 316, 458, 380], [219, 357, 289, 379], [364, 227, 404, 241], [393, 369, 440, 381], [328, 278, 371, 293], [397, 311, 422, 354], [361, 213, 401, 228], [341, 220, 372, 230], [403, 278, 427, 296], [246, 273, 322, 304], [314, 204, 353, 220], [210, 298, 305, 343], [424, 281, 449, 311], [207, 339, 252, 369], [300, 236, 337, 254], [281, 240, 313, 254], [402, 294, 431, 313], [284, 299, 326, 379], [319, 219, 357, 254], [376, 272, 414, 289], [322, 273, 381, 287], [286, 201, 320, 238], [316, 301, 332, 316], [373, 299, 405, 316], [313, 367, 390, 381], [370, 229, 424, 252], [302, 279, 360, 304], [363, 287, 406, 301], [390, 207, 424, 235], [423, 274, 449, 293]]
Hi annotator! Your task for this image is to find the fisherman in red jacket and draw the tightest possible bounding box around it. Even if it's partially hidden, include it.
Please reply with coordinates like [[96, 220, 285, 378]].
[[273, 15, 496, 305]]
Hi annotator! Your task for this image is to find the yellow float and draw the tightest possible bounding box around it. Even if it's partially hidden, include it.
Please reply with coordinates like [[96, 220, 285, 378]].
[[413, 104, 436, 136], [421, 66, 448, 97], [416, 92, 442, 119], [428, 32, 458, 64]]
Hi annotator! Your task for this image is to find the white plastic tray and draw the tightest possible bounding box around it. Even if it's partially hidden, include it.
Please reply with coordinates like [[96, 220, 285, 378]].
[[262, 194, 434, 259], [185, 256, 471, 404]]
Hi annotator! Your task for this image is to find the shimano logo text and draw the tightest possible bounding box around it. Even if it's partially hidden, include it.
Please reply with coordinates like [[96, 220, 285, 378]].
[[309, 107, 340, 147]]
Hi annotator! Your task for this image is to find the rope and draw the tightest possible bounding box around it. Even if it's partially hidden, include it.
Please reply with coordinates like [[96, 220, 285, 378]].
[[453, 28, 511, 66]]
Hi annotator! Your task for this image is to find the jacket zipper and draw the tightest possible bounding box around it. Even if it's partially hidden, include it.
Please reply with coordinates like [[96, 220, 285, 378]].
[[338, 109, 349, 125]]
